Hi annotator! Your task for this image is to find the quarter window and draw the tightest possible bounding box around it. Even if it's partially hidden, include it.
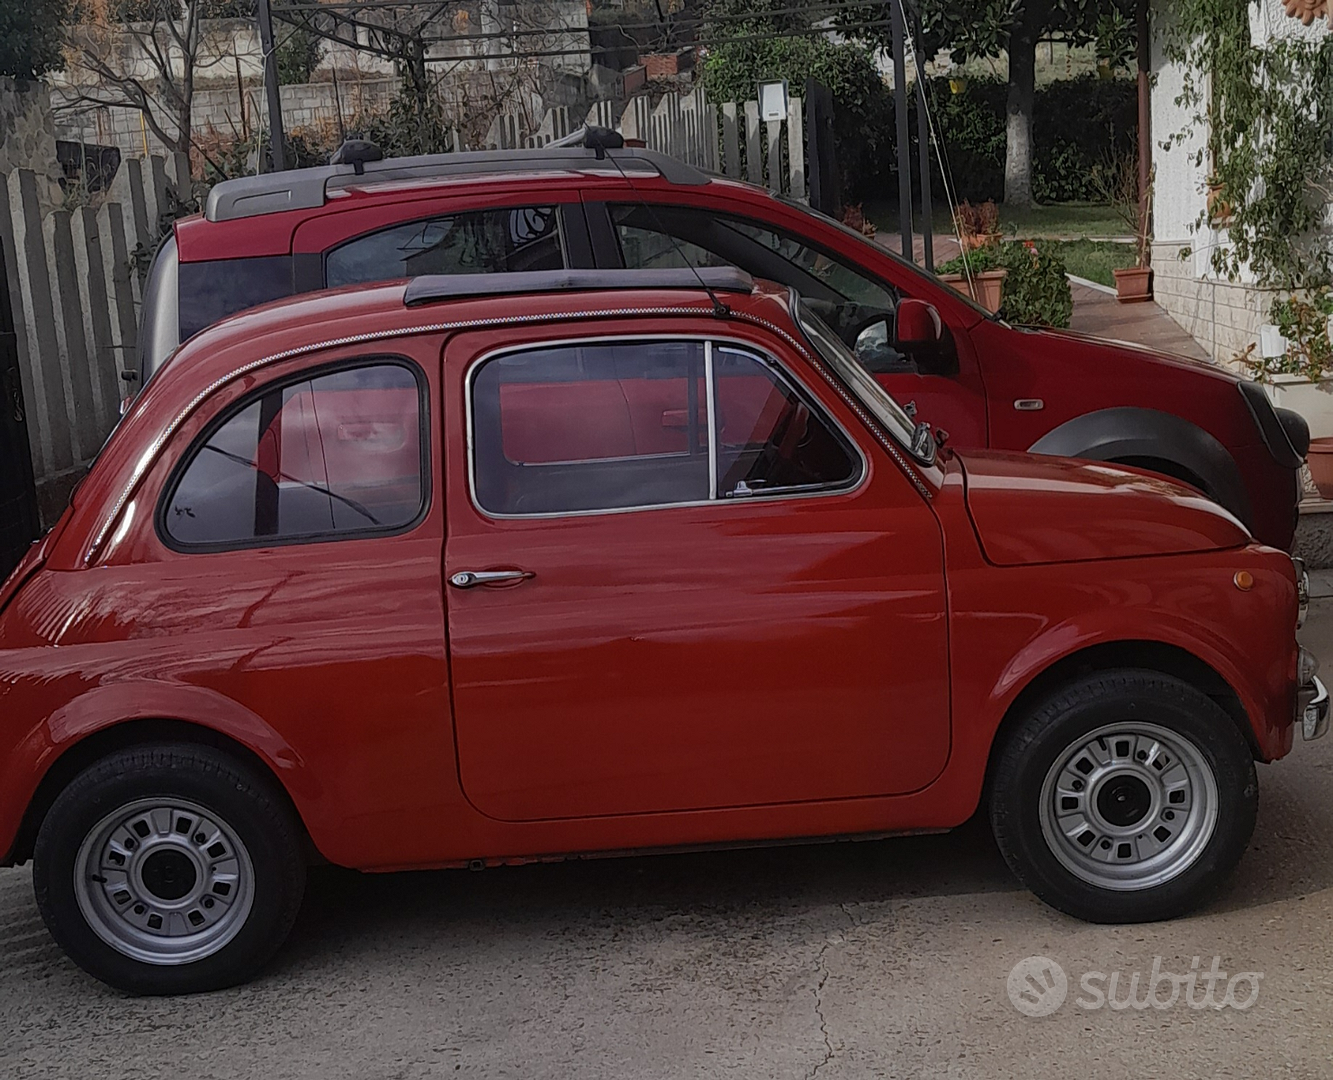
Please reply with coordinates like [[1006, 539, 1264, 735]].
[[471, 341, 860, 516], [326, 207, 563, 288], [164, 362, 426, 548]]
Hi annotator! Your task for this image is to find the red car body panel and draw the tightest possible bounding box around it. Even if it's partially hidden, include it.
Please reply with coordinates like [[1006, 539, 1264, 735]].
[[0, 282, 1302, 872]]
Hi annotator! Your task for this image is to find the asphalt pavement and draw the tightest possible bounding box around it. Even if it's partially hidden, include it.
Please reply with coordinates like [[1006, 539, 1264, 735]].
[[4, 607, 1333, 1078]]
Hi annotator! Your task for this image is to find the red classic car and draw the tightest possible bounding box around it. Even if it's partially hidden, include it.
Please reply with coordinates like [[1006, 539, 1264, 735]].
[[1, 269, 1324, 995], [133, 138, 1310, 550]]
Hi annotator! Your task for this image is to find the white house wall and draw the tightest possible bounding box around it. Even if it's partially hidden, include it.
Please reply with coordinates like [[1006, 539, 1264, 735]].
[[1150, 0, 1330, 365]]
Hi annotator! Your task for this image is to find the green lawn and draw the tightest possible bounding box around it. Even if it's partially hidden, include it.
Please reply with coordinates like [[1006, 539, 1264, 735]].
[[1047, 239, 1138, 287], [864, 201, 1133, 241]]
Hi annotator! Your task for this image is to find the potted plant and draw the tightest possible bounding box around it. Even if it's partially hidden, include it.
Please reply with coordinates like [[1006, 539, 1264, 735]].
[[1093, 153, 1154, 303], [841, 203, 877, 240], [1205, 174, 1234, 226], [1243, 289, 1333, 492], [953, 199, 1001, 251], [936, 244, 1008, 314]]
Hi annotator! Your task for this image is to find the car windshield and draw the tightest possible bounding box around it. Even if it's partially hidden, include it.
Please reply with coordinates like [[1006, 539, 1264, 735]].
[[793, 298, 924, 454]]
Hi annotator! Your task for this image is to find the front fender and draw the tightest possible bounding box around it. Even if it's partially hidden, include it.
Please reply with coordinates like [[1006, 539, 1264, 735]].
[[1028, 407, 1252, 528]]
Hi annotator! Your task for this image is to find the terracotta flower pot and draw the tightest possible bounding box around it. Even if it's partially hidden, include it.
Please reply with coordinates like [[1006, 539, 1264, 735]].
[[1308, 437, 1333, 499], [960, 231, 1002, 252], [1206, 183, 1233, 225], [940, 269, 1007, 314], [1113, 266, 1154, 303]]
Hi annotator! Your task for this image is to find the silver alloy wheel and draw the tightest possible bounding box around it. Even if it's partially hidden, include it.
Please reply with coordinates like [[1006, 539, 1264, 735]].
[[73, 798, 255, 965], [1038, 722, 1219, 891]]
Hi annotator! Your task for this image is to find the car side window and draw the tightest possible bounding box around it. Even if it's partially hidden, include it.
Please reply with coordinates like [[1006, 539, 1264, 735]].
[[326, 207, 563, 288], [608, 205, 908, 372], [470, 340, 861, 517], [164, 362, 426, 548]]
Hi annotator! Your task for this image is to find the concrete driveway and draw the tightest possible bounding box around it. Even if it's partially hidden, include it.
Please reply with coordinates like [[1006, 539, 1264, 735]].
[[4, 609, 1333, 1078]]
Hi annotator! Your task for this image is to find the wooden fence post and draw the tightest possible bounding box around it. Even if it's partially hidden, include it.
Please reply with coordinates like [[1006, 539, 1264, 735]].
[[44, 210, 99, 462], [744, 101, 762, 185], [70, 206, 120, 434], [787, 97, 806, 200], [7, 170, 69, 478], [0, 177, 42, 474]]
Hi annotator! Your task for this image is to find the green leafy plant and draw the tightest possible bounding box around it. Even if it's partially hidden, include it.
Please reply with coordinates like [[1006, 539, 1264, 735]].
[[276, 24, 323, 85], [1095, 9, 1135, 73], [926, 75, 1137, 204], [0, 0, 70, 80], [938, 240, 1073, 327], [1162, 0, 1333, 289], [1241, 289, 1333, 381]]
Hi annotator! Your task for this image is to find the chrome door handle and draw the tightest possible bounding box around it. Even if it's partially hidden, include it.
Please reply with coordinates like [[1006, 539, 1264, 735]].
[[449, 569, 535, 589]]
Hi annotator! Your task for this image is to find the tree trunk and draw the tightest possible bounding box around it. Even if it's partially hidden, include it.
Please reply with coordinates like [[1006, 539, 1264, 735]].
[[1004, 3, 1043, 208]]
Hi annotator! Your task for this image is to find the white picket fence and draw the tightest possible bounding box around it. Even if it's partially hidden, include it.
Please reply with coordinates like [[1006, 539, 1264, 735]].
[[1, 153, 190, 514], [488, 88, 807, 199]]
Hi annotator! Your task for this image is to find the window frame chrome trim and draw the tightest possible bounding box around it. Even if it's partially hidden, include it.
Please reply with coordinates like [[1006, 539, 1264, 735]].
[[705, 339, 718, 501], [464, 332, 869, 521]]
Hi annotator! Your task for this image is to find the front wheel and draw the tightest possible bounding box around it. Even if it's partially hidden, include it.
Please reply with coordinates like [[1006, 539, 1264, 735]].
[[989, 670, 1258, 923], [33, 743, 307, 994]]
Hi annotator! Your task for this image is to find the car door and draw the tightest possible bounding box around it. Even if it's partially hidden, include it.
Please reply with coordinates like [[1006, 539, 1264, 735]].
[[442, 325, 951, 823], [586, 197, 989, 446]]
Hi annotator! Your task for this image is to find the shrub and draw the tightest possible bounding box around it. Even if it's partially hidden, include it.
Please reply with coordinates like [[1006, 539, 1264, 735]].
[[937, 241, 1073, 328], [925, 75, 1137, 204]]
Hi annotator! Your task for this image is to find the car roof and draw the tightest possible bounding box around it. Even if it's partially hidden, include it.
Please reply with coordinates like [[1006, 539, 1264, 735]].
[[204, 146, 710, 223]]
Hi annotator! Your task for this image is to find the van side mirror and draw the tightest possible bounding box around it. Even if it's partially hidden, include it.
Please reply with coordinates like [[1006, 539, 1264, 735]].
[[894, 298, 943, 351]]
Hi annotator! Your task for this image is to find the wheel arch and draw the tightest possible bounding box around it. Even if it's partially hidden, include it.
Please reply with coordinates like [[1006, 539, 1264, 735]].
[[985, 640, 1259, 792], [1028, 407, 1252, 528], [8, 717, 320, 868]]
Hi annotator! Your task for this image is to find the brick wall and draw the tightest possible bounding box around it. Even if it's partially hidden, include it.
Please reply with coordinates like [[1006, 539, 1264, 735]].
[[1151, 241, 1276, 368]]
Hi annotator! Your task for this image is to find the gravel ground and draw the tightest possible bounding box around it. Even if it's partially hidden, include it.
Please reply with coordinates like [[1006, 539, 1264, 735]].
[[4, 607, 1333, 1079]]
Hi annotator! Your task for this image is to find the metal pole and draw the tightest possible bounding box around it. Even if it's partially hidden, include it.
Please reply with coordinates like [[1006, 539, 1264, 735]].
[[891, 0, 913, 259], [1136, 0, 1151, 258], [912, 10, 933, 271], [256, 0, 287, 172]]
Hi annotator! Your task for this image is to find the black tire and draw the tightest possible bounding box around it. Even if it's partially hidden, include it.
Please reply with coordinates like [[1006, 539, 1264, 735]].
[[989, 670, 1258, 923], [33, 743, 307, 995]]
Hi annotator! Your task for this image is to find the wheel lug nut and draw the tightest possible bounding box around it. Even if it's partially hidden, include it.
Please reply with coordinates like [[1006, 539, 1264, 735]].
[[202, 897, 215, 910], [133, 904, 146, 915], [1071, 780, 1084, 791], [1100, 839, 1112, 850], [194, 833, 207, 844], [1163, 810, 1175, 821], [124, 838, 136, 850], [1136, 750, 1148, 761]]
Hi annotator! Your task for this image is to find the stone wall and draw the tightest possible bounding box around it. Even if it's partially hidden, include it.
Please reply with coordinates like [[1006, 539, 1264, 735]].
[[0, 80, 63, 211], [1150, 242, 1275, 367]]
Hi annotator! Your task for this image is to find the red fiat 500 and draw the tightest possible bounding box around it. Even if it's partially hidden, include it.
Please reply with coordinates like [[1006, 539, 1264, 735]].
[[0, 269, 1325, 995]]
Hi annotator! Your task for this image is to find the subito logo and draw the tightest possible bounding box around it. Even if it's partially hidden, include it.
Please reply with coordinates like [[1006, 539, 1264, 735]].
[[1007, 955, 1068, 1016]]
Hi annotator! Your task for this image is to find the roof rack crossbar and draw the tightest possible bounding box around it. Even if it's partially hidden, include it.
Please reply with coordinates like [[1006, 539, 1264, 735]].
[[402, 268, 754, 307], [205, 146, 710, 224]]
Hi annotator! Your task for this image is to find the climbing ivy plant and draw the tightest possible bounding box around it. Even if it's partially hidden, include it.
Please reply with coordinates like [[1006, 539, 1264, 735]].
[[1162, 0, 1333, 290]]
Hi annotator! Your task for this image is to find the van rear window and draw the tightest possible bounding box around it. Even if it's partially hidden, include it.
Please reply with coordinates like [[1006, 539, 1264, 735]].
[[177, 256, 294, 340]]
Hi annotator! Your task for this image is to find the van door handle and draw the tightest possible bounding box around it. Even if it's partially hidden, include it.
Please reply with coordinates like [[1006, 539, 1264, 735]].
[[449, 569, 535, 589]]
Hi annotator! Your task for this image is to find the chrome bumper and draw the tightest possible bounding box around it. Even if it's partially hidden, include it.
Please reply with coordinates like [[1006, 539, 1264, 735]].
[[1300, 676, 1329, 741]]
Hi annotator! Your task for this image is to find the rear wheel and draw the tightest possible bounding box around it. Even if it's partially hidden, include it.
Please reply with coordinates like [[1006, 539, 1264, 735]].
[[989, 670, 1257, 923], [34, 743, 306, 994]]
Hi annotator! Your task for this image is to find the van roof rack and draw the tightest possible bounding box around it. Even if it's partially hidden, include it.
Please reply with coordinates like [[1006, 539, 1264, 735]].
[[402, 268, 754, 307], [205, 144, 710, 224]]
